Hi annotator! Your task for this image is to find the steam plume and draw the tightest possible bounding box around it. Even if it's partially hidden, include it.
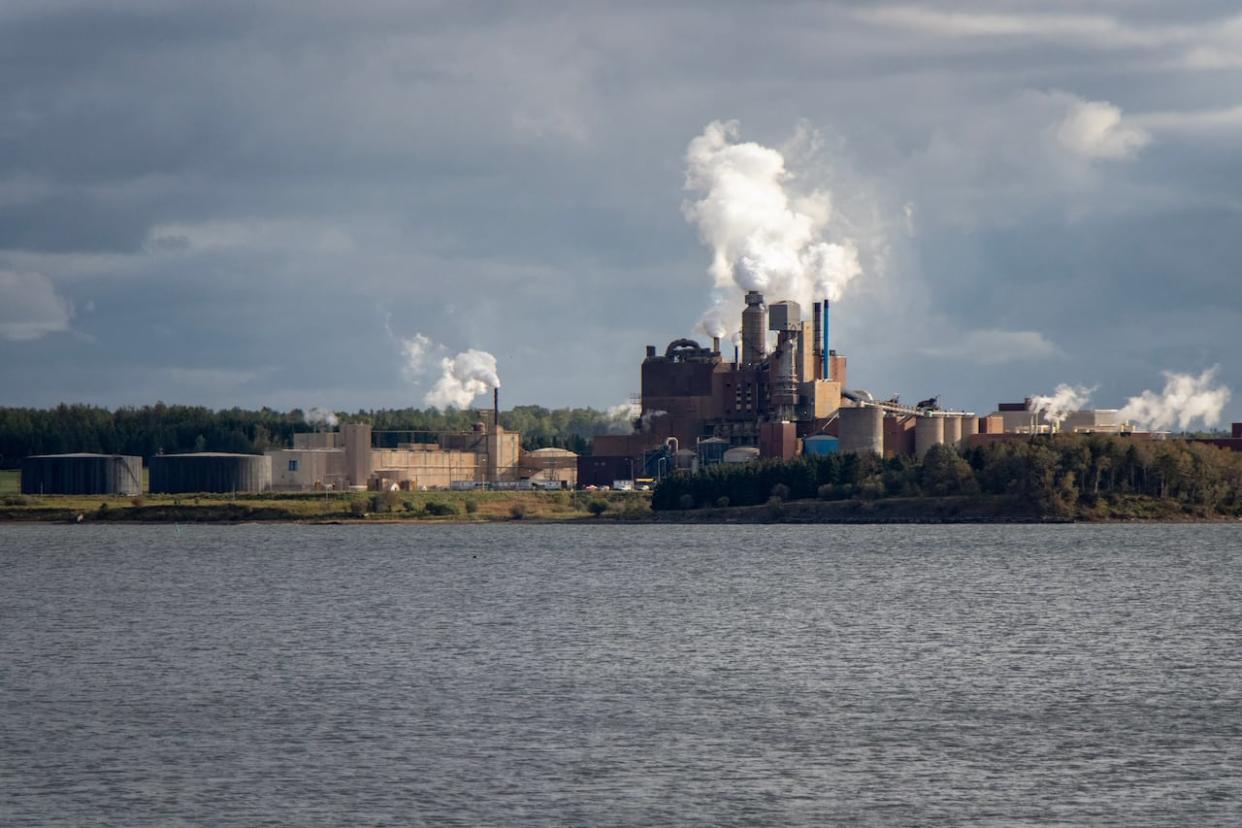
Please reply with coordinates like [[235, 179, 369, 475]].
[[683, 120, 862, 335], [304, 407, 339, 428], [1119, 368, 1231, 432], [398, 332, 502, 410], [424, 349, 501, 410], [1029, 384, 1093, 428]]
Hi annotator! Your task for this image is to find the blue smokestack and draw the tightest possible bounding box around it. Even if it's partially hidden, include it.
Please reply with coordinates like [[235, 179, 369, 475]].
[[822, 299, 831, 380]]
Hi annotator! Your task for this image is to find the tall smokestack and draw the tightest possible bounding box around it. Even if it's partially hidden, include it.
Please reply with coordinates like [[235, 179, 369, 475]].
[[822, 299, 831, 381], [712, 336, 720, 354], [812, 301, 822, 380], [742, 290, 767, 364], [493, 387, 499, 435]]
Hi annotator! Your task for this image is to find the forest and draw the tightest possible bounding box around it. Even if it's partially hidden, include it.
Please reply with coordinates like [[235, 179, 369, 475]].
[[0, 403, 631, 468], [652, 435, 1242, 519]]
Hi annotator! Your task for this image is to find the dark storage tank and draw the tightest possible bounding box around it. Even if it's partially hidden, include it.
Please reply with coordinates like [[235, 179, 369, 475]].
[[148, 452, 271, 494], [21, 453, 143, 495]]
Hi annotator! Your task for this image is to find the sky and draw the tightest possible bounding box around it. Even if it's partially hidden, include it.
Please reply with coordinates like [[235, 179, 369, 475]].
[[1, 0, 1239, 424]]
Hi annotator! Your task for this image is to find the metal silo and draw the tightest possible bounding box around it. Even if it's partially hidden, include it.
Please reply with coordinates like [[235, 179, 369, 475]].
[[838, 407, 884, 455], [148, 453, 272, 494], [915, 416, 945, 458], [697, 437, 729, 467], [20, 453, 143, 495], [961, 415, 979, 446], [943, 415, 963, 449], [722, 446, 761, 464]]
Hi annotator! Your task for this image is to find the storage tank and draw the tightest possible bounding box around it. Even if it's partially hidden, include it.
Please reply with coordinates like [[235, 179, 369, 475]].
[[674, 449, 697, 471], [722, 446, 761, 464], [803, 435, 840, 457], [962, 415, 979, 445], [741, 290, 767, 364], [943, 415, 963, 448], [915, 416, 945, 458], [21, 453, 142, 495], [838, 406, 884, 455], [148, 452, 271, 494], [697, 437, 729, 467]]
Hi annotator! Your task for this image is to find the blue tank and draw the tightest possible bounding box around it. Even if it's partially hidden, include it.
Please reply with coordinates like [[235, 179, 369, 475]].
[[803, 435, 840, 456]]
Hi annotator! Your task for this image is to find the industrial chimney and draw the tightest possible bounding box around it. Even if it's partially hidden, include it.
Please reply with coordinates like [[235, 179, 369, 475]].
[[741, 291, 767, 364]]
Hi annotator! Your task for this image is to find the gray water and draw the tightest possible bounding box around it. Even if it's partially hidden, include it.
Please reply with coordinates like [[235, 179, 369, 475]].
[[1, 524, 1240, 826]]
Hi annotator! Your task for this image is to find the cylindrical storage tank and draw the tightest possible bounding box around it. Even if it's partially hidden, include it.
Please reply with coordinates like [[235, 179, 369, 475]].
[[697, 437, 729, 467], [21, 453, 143, 495], [962, 415, 979, 445], [803, 435, 840, 456], [943, 415, 963, 448], [722, 446, 761, 465], [838, 407, 884, 455], [741, 291, 767, 364], [915, 416, 945, 458], [674, 449, 697, 471], [148, 452, 271, 494]]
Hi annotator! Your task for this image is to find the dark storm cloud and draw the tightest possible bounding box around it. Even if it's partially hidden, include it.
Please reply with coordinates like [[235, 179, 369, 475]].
[[1, 0, 1240, 423]]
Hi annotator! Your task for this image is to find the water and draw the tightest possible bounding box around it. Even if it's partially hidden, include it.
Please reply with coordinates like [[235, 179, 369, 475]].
[[1, 523, 1240, 826]]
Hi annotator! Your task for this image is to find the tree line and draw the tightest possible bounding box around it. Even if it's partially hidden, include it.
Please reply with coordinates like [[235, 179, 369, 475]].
[[0, 403, 631, 467], [652, 435, 1242, 518]]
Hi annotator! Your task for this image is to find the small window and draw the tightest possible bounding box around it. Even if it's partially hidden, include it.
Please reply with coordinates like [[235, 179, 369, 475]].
[[288, 459, 299, 471]]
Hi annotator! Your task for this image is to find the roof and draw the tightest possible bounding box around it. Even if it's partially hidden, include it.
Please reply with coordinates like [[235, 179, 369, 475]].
[[528, 447, 577, 456], [154, 452, 262, 458]]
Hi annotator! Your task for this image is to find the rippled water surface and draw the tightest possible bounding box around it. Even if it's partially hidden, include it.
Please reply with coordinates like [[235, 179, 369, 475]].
[[2, 523, 1241, 826]]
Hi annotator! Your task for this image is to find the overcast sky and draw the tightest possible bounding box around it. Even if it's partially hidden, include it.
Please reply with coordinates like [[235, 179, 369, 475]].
[[1, 0, 1239, 422]]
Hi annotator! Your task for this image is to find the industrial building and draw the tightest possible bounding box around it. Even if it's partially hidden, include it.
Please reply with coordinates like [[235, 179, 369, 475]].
[[583, 291, 980, 481], [21, 453, 143, 496], [266, 416, 575, 492], [148, 452, 272, 494]]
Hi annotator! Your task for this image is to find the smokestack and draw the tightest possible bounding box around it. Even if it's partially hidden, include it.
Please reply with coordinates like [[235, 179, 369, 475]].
[[822, 299, 831, 381], [742, 290, 767, 364], [712, 336, 720, 354], [493, 387, 500, 434], [812, 301, 822, 380]]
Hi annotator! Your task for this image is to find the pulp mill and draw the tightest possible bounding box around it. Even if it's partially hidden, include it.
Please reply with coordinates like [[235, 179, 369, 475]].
[[583, 291, 984, 485]]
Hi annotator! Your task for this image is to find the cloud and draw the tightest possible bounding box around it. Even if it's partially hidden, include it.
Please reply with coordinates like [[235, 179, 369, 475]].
[[1119, 367, 1231, 431], [0, 270, 73, 340], [1055, 100, 1150, 160]]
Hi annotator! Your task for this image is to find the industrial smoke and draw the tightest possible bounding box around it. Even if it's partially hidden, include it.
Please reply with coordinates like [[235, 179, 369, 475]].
[[683, 120, 862, 337], [304, 407, 339, 428], [1029, 384, 1093, 428], [399, 332, 501, 410], [1119, 368, 1231, 431]]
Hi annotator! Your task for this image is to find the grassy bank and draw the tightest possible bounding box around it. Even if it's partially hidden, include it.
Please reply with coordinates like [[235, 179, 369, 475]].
[[0, 488, 650, 524]]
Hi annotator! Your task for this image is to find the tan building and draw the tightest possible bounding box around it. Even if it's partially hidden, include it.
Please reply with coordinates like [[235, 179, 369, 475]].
[[522, 447, 578, 487]]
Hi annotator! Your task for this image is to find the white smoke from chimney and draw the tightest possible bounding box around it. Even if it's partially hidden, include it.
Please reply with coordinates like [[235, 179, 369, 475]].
[[683, 120, 862, 322], [1119, 368, 1231, 432], [398, 332, 502, 410], [424, 349, 501, 410], [605, 402, 641, 434], [1028, 384, 1093, 429], [304, 407, 339, 428]]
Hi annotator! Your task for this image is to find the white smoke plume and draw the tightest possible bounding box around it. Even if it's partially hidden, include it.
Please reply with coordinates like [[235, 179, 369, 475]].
[[605, 402, 641, 434], [398, 332, 502, 410], [684, 120, 862, 335], [424, 349, 501, 410], [304, 407, 339, 428], [1028, 384, 1093, 429], [1119, 368, 1231, 432]]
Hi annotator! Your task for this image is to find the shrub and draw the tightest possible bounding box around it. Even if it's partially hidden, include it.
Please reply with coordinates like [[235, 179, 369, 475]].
[[678, 493, 696, 510], [2, 495, 31, 506], [766, 495, 785, 519], [402, 500, 418, 513], [130, 496, 145, 508], [349, 499, 368, 517], [770, 483, 790, 502], [96, 501, 109, 514], [715, 495, 730, 508], [425, 500, 459, 517], [587, 499, 609, 517], [817, 484, 835, 501], [464, 498, 478, 514], [509, 502, 527, 520]]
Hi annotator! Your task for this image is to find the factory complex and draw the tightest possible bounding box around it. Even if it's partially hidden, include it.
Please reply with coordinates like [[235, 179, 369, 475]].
[[15, 291, 1241, 497], [577, 290, 1242, 487]]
